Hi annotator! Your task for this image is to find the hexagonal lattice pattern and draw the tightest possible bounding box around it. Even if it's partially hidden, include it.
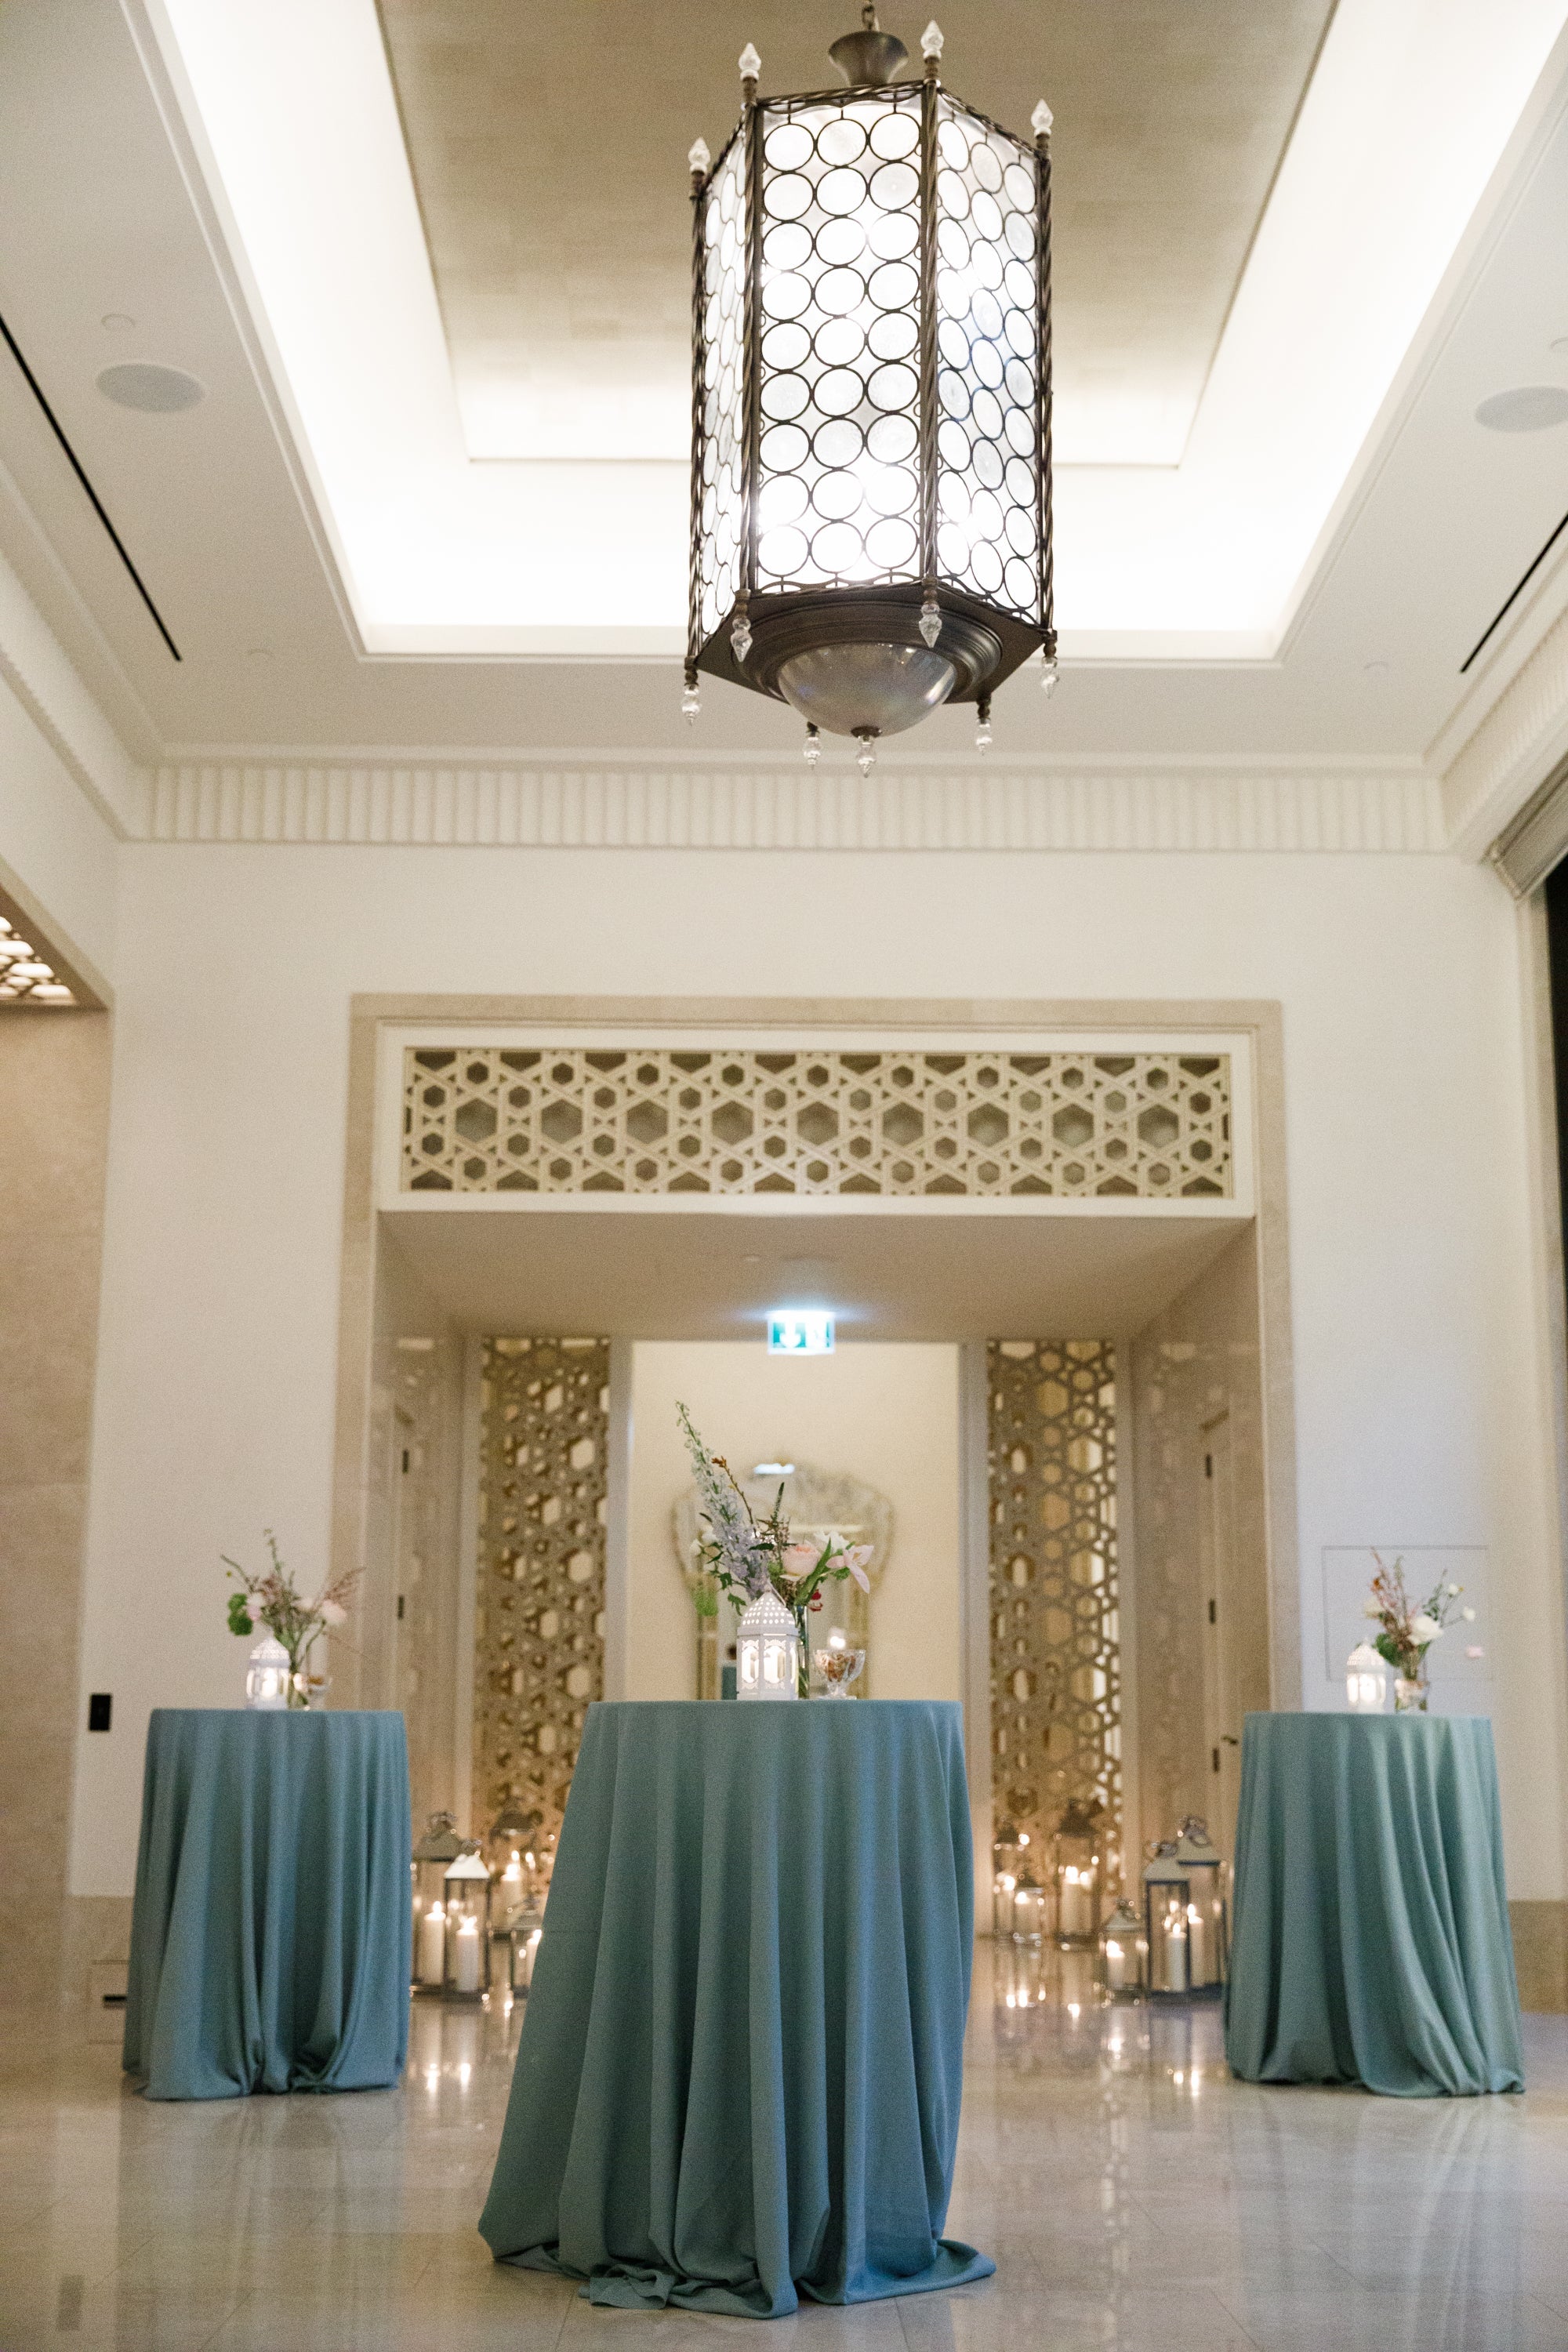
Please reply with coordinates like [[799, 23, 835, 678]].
[[989, 1339, 1120, 1869], [0, 912, 74, 1004], [472, 1338, 608, 1853], [403, 1047, 1231, 1199]]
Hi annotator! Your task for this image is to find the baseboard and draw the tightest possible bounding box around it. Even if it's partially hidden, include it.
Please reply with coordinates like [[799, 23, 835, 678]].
[[61, 1895, 132, 2020], [1510, 1900, 1568, 2012]]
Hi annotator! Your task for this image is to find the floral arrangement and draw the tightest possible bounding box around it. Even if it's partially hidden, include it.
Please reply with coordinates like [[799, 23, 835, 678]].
[[677, 1405, 871, 1657], [1363, 1552, 1481, 1708], [223, 1530, 361, 1708]]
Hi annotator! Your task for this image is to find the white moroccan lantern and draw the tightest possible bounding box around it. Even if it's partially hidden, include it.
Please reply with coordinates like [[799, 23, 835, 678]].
[[736, 1588, 802, 1699], [1346, 1641, 1388, 1714], [245, 1635, 291, 1710]]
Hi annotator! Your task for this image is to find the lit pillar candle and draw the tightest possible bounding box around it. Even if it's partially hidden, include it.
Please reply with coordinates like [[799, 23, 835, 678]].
[[417, 1903, 445, 1987], [1163, 1904, 1188, 1994], [1060, 1867, 1092, 1940], [454, 1912, 481, 1994], [1186, 1903, 1208, 1987]]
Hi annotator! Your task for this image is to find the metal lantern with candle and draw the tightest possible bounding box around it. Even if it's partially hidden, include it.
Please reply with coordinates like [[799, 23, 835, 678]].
[[442, 1849, 492, 2000], [1011, 1864, 1049, 1945], [1051, 1796, 1104, 1947], [1141, 1841, 1192, 1999], [245, 1635, 292, 1710], [509, 1901, 546, 1998], [991, 1817, 1022, 1940], [1095, 1896, 1146, 2001], [1174, 1817, 1228, 1994], [736, 1587, 803, 1699], [411, 1811, 466, 1994], [1345, 1641, 1389, 1714], [683, 9, 1057, 771]]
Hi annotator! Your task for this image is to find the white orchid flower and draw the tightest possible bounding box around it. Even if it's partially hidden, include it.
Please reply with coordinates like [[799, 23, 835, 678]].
[[1410, 1613, 1442, 1643], [1446, 1582, 1461, 1596], [1462, 1606, 1476, 1622], [841, 1544, 873, 1592]]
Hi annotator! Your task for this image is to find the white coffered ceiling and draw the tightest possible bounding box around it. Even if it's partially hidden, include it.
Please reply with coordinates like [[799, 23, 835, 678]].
[[0, 0, 1565, 837], [376, 0, 1336, 471]]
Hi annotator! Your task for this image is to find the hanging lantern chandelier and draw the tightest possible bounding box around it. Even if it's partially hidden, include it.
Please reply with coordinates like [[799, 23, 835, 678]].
[[683, 8, 1057, 771]]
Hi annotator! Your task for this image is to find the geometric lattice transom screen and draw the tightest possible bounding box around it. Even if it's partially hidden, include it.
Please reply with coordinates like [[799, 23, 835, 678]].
[[988, 1339, 1122, 1880], [404, 1047, 1231, 1200], [472, 1338, 608, 1854]]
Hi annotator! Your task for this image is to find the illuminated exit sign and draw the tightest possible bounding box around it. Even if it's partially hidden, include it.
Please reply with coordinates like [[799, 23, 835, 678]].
[[768, 1312, 834, 1356]]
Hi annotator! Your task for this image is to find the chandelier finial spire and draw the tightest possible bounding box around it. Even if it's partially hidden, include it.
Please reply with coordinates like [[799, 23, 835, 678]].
[[738, 42, 760, 100]]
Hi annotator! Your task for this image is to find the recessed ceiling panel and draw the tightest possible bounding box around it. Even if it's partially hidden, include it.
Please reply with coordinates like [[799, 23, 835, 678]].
[[377, 0, 1335, 467]]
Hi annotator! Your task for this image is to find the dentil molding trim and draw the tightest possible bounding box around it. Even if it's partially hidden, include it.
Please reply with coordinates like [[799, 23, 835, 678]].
[[143, 760, 1446, 852]]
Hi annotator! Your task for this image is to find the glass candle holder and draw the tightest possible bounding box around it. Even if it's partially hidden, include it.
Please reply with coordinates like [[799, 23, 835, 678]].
[[813, 1645, 865, 1697]]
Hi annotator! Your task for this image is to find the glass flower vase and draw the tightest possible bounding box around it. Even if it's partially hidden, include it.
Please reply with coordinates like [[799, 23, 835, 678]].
[[1393, 1673, 1428, 1714]]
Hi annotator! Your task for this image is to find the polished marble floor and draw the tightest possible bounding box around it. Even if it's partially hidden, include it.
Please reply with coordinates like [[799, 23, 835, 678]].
[[4, 1944, 1568, 2350]]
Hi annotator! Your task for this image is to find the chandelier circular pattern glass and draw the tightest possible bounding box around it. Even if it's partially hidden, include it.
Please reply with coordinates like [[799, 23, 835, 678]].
[[684, 13, 1058, 765]]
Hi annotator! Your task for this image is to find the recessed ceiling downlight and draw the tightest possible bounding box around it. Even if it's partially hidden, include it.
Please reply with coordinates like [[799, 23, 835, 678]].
[[1474, 386, 1568, 434], [95, 363, 205, 414]]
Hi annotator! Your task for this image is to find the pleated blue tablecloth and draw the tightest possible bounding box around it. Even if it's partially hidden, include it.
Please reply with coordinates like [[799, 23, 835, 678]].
[[123, 1708, 411, 2100], [1225, 1712, 1523, 2098], [480, 1699, 993, 2318]]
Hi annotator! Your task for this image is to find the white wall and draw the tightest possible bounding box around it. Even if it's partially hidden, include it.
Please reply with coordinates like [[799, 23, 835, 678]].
[[0, 672, 118, 992], [625, 1341, 962, 1704], [64, 842, 1568, 1905]]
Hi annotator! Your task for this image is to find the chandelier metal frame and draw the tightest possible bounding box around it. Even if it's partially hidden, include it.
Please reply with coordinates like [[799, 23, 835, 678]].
[[684, 15, 1056, 756]]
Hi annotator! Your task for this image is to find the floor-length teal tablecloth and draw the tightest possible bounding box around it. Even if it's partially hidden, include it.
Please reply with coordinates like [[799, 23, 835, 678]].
[[1225, 1713, 1523, 2098], [480, 1699, 993, 2318], [124, 1709, 411, 2100]]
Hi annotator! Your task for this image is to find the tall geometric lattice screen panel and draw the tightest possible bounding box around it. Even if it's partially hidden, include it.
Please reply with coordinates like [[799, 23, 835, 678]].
[[404, 1047, 1230, 1200], [473, 1338, 608, 1851], [988, 1340, 1120, 1871]]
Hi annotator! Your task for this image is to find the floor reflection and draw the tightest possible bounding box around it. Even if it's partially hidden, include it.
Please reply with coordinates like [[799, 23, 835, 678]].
[[2, 1949, 1566, 2349]]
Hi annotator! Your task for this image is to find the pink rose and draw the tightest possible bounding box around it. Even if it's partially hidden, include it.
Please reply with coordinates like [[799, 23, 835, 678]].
[[780, 1543, 818, 1582]]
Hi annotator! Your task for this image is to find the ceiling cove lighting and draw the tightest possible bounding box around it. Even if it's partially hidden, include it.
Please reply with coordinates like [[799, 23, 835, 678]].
[[682, 9, 1057, 772], [768, 1313, 835, 1356]]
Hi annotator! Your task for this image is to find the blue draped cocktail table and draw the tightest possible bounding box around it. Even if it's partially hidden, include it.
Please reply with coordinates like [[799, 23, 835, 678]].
[[1225, 1711, 1523, 2098], [124, 1708, 411, 2100], [479, 1698, 993, 2318]]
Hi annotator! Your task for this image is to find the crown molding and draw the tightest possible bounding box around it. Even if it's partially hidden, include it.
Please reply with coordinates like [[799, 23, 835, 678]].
[[0, 544, 147, 839], [1443, 597, 1568, 863], [142, 757, 1445, 853]]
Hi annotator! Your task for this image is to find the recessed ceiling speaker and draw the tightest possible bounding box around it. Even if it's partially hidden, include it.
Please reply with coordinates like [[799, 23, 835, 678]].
[[1473, 386, 1568, 434], [95, 362, 205, 413]]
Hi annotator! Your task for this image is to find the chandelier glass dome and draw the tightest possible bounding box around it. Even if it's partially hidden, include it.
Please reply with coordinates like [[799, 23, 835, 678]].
[[684, 10, 1057, 770]]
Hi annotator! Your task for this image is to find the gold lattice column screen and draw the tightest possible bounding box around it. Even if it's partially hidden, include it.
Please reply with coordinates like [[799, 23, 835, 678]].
[[988, 1341, 1121, 1871], [474, 1338, 609, 1848]]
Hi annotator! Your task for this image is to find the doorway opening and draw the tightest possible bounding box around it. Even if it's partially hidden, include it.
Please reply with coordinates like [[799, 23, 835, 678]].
[[332, 999, 1297, 1911]]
